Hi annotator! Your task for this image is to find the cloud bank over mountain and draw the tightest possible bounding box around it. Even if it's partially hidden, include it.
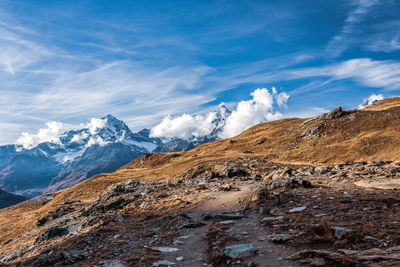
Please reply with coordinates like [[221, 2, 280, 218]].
[[14, 88, 386, 150], [150, 88, 289, 140], [16, 121, 64, 149], [16, 117, 110, 149]]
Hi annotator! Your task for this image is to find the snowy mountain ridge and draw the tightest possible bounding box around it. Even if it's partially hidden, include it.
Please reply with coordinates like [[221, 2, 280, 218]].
[[0, 108, 230, 198]]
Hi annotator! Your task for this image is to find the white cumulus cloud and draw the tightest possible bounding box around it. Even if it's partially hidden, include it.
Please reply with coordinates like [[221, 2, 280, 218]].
[[150, 87, 289, 140], [86, 136, 109, 147], [150, 113, 216, 140], [70, 132, 89, 143], [15, 116, 109, 149], [16, 121, 64, 149], [220, 88, 288, 138], [86, 118, 107, 135], [357, 93, 384, 109]]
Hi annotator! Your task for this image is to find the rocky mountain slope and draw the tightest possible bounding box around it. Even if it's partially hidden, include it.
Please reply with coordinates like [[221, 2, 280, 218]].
[[2, 98, 400, 266]]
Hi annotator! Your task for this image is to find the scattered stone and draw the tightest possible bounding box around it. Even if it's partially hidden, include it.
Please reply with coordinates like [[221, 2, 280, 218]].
[[269, 209, 286, 216], [176, 256, 184, 261], [153, 260, 176, 266], [62, 251, 75, 264], [152, 247, 180, 253], [261, 216, 283, 222], [263, 176, 307, 189], [35, 226, 69, 243], [325, 107, 343, 120], [210, 171, 220, 178], [309, 257, 326, 266], [214, 214, 246, 220], [218, 220, 235, 225], [363, 235, 377, 241], [315, 166, 328, 174], [286, 249, 342, 261], [343, 192, 352, 198], [168, 182, 178, 187], [225, 167, 250, 178], [302, 180, 312, 188], [37, 217, 48, 227], [114, 213, 124, 222], [330, 226, 353, 239], [269, 234, 291, 243], [2, 239, 12, 246], [289, 206, 307, 213], [301, 123, 325, 139], [221, 244, 257, 257], [259, 206, 270, 214], [173, 239, 184, 245], [257, 138, 266, 145], [178, 219, 205, 229], [219, 184, 233, 191], [288, 246, 400, 265], [101, 259, 126, 267]]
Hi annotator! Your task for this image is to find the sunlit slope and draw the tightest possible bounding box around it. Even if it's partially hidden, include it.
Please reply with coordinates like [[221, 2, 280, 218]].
[[1, 97, 400, 251]]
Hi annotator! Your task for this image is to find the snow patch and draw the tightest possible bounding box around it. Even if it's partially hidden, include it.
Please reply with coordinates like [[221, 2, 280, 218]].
[[122, 140, 157, 152], [53, 149, 86, 164]]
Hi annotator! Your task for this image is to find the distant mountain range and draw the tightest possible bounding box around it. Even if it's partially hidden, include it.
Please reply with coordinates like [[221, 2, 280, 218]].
[[0, 105, 231, 200]]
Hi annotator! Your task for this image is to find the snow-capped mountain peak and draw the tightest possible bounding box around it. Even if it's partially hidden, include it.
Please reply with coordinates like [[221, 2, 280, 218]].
[[209, 104, 231, 138], [0, 114, 164, 197], [216, 103, 231, 118], [59, 114, 134, 148]]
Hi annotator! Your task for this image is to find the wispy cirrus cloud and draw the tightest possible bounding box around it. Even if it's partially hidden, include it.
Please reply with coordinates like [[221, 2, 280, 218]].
[[364, 19, 400, 53], [1, 61, 215, 131], [367, 34, 400, 52], [0, 0, 400, 146], [326, 0, 380, 57], [289, 58, 400, 90]]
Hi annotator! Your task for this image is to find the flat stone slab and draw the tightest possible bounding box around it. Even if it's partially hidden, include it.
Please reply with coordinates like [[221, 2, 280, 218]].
[[221, 244, 257, 257], [152, 247, 180, 253]]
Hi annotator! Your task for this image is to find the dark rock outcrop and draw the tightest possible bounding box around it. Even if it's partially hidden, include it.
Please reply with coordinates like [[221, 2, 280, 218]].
[[35, 226, 69, 243]]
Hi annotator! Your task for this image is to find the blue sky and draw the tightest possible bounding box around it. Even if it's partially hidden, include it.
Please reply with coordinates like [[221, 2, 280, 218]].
[[1, 0, 400, 144]]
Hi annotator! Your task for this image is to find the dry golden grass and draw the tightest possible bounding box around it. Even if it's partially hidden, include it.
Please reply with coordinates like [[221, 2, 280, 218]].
[[363, 97, 400, 111], [2, 97, 400, 255]]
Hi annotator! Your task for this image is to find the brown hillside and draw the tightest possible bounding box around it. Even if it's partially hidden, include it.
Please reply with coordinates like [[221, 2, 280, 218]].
[[1, 97, 400, 260]]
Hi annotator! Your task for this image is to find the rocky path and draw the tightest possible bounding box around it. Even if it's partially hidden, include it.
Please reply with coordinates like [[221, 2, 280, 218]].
[[151, 182, 299, 266], [12, 160, 400, 266]]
